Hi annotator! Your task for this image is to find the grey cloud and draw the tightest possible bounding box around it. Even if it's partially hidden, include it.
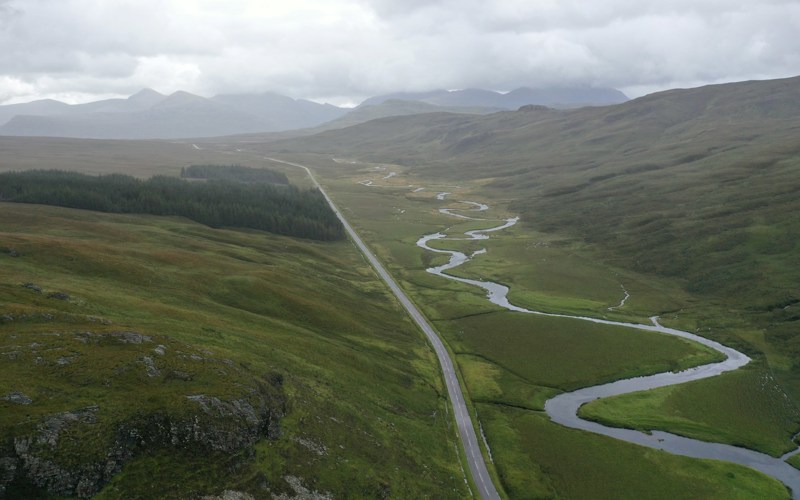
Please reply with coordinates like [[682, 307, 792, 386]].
[[0, 0, 798, 105]]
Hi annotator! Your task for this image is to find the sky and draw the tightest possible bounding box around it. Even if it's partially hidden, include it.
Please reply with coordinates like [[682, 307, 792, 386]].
[[1, 0, 799, 106]]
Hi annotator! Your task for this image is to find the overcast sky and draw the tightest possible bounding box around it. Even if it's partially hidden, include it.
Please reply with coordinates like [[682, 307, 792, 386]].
[[1, 0, 799, 106]]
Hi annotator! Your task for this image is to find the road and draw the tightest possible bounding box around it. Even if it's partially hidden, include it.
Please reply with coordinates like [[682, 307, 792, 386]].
[[265, 158, 501, 500]]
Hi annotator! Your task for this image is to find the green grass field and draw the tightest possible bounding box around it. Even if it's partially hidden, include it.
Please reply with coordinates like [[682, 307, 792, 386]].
[[579, 362, 800, 457], [481, 404, 789, 499]]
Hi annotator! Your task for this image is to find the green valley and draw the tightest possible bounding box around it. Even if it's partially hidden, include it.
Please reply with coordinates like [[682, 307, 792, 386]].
[[2, 74, 800, 499]]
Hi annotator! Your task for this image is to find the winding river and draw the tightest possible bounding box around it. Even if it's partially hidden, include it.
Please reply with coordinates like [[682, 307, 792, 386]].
[[417, 200, 800, 497]]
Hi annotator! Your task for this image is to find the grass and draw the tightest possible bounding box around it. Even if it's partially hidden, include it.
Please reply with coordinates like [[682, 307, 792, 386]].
[[295, 160, 789, 495], [440, 311, 723, 394], [0, 202, 468, 498], [579, 361, 800, 457], [480, 404, 789, 499]]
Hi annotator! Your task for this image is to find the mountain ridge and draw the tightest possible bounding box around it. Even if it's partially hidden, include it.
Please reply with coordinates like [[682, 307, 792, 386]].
[[0, 84, 628, 139], [359, 86, 628, 109]]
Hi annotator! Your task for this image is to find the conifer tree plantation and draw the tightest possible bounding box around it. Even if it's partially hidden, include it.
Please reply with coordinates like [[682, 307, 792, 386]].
[[0, 169, 343, 241]]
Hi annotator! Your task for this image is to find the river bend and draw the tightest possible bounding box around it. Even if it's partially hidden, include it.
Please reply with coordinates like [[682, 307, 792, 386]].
[[418, 200, 800, 497]]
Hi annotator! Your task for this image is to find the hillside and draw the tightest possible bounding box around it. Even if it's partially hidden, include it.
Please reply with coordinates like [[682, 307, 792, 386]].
[[191, 99, 505, 146], [269, 75, 800, 387], [0, 202, 467, 498], [315, 99, 501, 131]]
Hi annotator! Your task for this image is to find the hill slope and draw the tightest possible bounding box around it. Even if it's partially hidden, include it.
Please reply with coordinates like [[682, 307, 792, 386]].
[[0, 203, 467, 498]]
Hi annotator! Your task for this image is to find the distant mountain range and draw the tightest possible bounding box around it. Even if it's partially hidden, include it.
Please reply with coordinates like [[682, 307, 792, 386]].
[[0, 89, 347, 140], [0, 86, 627, 140], [360, 86, 628, 109]]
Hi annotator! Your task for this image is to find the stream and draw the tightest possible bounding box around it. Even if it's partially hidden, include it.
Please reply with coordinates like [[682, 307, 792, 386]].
[[417, 200, 800, 497]]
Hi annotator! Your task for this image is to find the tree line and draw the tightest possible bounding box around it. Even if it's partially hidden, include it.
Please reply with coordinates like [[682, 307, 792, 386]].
[[0, 170, 344, 241], [181, 164, 289, 184]]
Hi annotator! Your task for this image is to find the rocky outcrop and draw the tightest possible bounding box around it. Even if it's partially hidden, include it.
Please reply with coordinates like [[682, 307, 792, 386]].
[[1, 393, 32, 405], [0, 330, 286, 498], [272, 476, 333, 500], [1, 382, 284, 497]]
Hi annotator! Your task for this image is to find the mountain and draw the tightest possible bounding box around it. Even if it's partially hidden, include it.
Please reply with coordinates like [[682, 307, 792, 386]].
[[308, 99, 502, 132], [0, 99, 71, 126], [65, 88, 169, 115], [0, 85, 627, 139], [0, 90, 348, 139], [360, 86, 628, 109], [0, 91, 263, 139], [211, 92, 347, 131], [195, 98, 505, 145]]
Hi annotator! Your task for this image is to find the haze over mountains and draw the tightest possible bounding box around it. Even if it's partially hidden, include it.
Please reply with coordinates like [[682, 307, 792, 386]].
[[0, 86, 627, 140], [360, 86, 628, 109]]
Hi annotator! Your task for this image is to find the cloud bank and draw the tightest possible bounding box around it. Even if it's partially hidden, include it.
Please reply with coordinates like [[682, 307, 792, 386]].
[[1, 0, 798, 105]]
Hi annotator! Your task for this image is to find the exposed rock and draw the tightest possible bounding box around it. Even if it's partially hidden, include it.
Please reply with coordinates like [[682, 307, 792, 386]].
[[47, 292, 70, 301], [0, 457, 17, 496], [111, 331, 152, 344], [7, 248, 19, 257], [141, 356, 160, 377], [0, 329, 286, 498], [1, 314, 13, 323], [272, 475, 333, 500], [203, 490, 256, 500], [3, 380, 285, 498], [293, 437, 327, 456], [2, 392, 33, 405], [87, 316, 113, 325], [35, 406, 99, 447], [21, 282, 42, 293], [166, 369, 192, 381]]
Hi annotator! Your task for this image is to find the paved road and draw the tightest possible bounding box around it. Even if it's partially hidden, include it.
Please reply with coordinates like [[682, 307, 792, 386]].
[[266, 158, 501, 500]]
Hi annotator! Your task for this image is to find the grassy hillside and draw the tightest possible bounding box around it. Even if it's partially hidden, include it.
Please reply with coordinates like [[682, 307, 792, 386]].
[[317, 100, 500, 131], [0, 202, 468, 497]]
